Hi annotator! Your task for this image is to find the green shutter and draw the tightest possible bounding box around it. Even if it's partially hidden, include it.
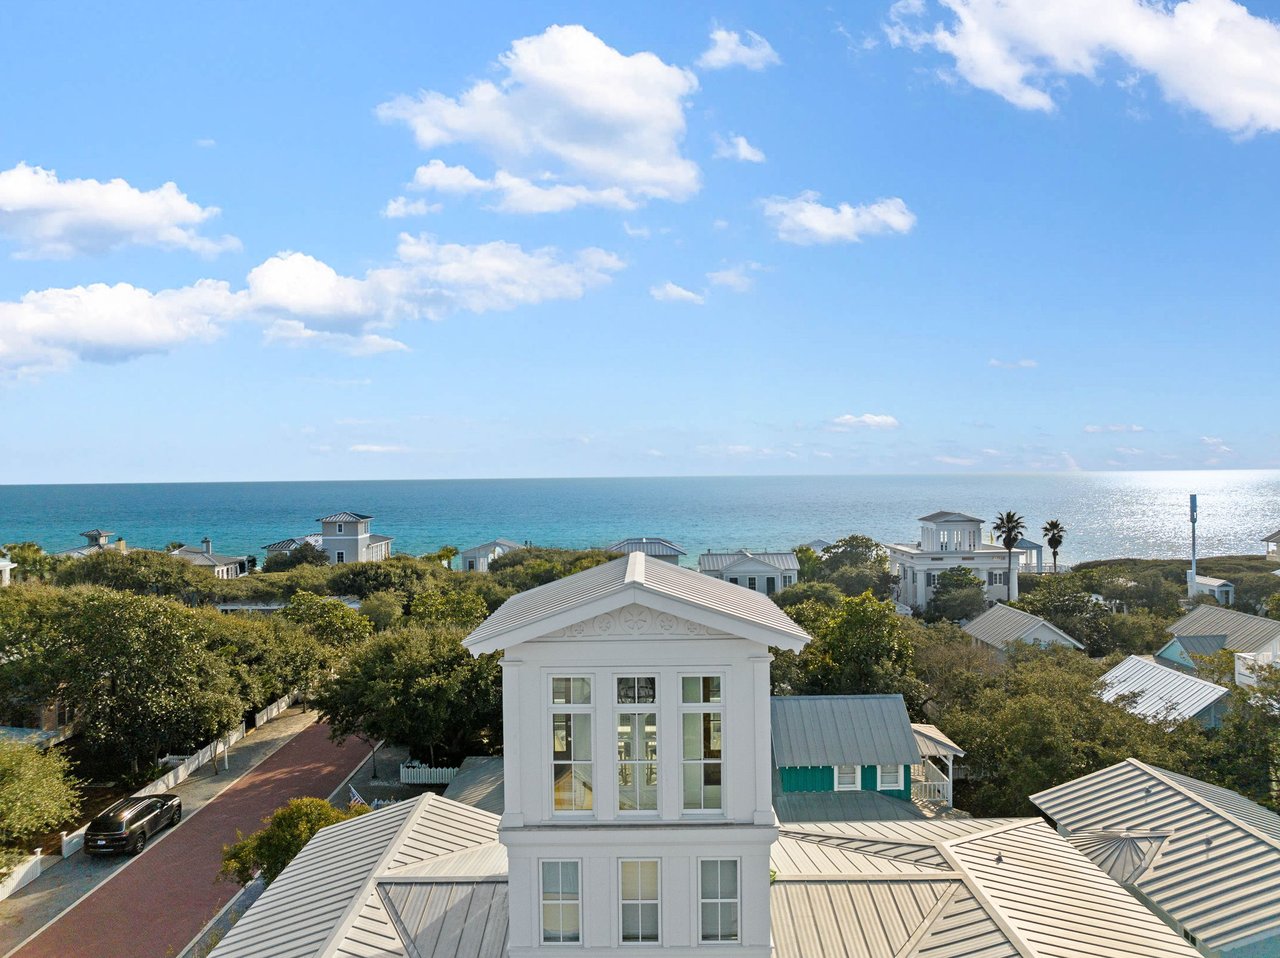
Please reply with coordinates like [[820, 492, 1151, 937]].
[[778, 766, 835, 793]]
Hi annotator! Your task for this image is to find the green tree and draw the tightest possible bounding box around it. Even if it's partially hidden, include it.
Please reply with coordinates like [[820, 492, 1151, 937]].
[[942, 646, 1193, 815], [279, 591, 373, 647], [220, 797, 369, 887], [819, 534, 886, 575], [261, 541, 330, 573], [1014, 578, 1115, 655], [792, 545, 823, 583], [772, 581, 844, 610], [992, 511, 1026, 595], [1041, 520, 1066, 574], [792, 592, 922, 706], [1192, 653, 1280, 808], [315, 624, 502, 765], [409, 588, 489, 630], [421, 545, 460, 568], [1267, 592, 1280, 621], [0, 740, 80, 862], [360, 590, 406, 632], [1, 543, 56, 583], [907, 619, 1002, 716], [925, 567, 987, 623], [54, 549, 214, 601], [487, 548, 618, 592], [45, 589, 244, 773]]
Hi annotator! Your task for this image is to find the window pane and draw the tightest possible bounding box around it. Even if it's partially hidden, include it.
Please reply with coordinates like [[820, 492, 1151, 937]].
[[622, 904, 640, 941], [543, 861, 561, 894], [683, 712, 702, 758], [562, 904, 579, 942], [720, 860, 737, 898], [621, 861, 639, 899], [639, 860, 658, 898], [573, 677, 591, 704], [640, 903, 659, 941], [701, 902, 719, 941], [617, 677, 635, 703], [683, 765, 702, 807], [682, 676, 700, 703], [722, 902, 739, 939], [573, 764, 593, 810], [572, 714, 592, 760], [636, 676, 656, 703], [700, 860, 718, 898]]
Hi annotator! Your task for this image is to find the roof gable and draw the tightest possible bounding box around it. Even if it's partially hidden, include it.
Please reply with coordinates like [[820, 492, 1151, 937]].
[[318, 512, 373, 523], [606, 536, 686, 556], [1167, 604, 1280, 653], [962, 604, 1084, 651], [918, 511, 984, 523], [1099, 656, 1228, 722], [464, 553, 810, 654]]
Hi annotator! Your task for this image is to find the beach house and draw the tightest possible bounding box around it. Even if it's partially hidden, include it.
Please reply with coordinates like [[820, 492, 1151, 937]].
[[0, 557, 13, 587], [1098, 655, 1229, 728], [962, 603, 1084, 656], [54, 528, 128, 559], [168, 538, 251, 579], [1264, 528, 1280, 560], [209, 554, 1198, 958], [458, 538, 524, 572], [1157, 604, 1280, 687], [605, 537, 685, 564], [264, 512, 393, 565], [1188, 573, 1235, 606], [697, 549, 799, 595], [1034, 760, 1280, 958], [884, 511, 1021, 610]]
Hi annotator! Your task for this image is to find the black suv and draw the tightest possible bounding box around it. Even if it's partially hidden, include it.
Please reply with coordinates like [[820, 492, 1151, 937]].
[[84, 794, 182, 856]]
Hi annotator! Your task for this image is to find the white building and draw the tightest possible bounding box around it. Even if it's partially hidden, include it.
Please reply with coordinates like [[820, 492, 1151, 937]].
[[264, 512, 393, 565], [54, 528, 128, 559], [884, 511, 1022, 610], [1264, 528, 1280, 560], [1187, 573, 1234, 606], [697, 549, 799, 596], [464, 552, 810, 955], [169, 538, 250, 579], [0, 557, 14, 587], [459, 538, 524, 572]]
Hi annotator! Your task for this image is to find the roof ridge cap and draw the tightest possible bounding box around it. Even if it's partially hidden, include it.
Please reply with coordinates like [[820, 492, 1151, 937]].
[[625, 551, 646, 585], [1130, 760, 1280, 855]]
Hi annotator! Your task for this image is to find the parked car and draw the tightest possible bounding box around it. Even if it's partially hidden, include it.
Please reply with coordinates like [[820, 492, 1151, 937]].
[[84, 794, 182, 856]]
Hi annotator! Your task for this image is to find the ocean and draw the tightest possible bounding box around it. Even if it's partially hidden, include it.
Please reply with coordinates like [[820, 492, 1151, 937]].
[[1, 471, 1277, 567]]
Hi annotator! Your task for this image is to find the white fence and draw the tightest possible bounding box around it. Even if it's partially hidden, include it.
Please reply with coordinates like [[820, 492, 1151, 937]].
[[0, 851, 45, 903], [400, 763, 458, 785], [62, 690, 297, 857]]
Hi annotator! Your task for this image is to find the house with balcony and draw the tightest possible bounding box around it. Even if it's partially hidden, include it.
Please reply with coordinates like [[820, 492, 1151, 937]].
[[169, 538, 251, 579], [458, 538, 524, 572], [697, 549, 798, 595], [264, 512, 393, 565], [884, 511, 1022, 611], [209, 553, 1200, 958]]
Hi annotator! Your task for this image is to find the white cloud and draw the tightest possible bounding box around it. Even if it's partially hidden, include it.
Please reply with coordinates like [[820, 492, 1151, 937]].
[[411, 160, 493, 193], [762, 191, 916, 244], [383, 197, 442, 218], [1201, 435, 1233, 454], [404, 160, 637, 214], [831, 413, 901, 430], [349, 444, 410, 454], [713, 134, 766, 162], [1, 235, 624, 377], [194, 138, 217, 149], [886, 0, 1280, 136], [1083, 423, 1145, 433], [697, 28, 781, 70], [650, 281, 705, 304], [623, 222, 650, 238], [377, 25, 700, 207], [1115, 446, 1144, 455], [989, 357, 1037, 368], [0, 163, 240, 259], [706, 262, 762, 292], [934, 454, 977, 466]]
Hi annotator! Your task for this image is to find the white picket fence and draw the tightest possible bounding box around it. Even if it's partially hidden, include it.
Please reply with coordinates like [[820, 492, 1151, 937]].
[[0, 851, 45, 903], [61, 689, 297, 857], [399, 763, 458, 785]]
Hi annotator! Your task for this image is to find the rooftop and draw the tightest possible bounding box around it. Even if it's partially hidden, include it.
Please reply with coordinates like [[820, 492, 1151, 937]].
[[459, 538, 523, 557], [1098, 655, 1229, 723], [1167, 603, 1280, 654], [605, 536, 686, 556], [962, 603, 1084, 651], [316, 512, 373, 523], [696, 549, 800, 572], [770, 694, 921, 768], [918, 511, 984, 523]]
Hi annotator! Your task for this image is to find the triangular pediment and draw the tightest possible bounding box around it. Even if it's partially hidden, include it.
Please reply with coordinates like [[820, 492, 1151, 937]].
[[536, 602, 732, 641]]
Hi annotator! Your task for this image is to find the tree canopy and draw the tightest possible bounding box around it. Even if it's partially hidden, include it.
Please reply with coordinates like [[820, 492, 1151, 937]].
[[220, 797, 368, 886], [0, 740, 80, 863]]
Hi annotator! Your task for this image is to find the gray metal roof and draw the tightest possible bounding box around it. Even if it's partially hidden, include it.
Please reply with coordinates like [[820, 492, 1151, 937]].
[[1064, 830, 1169, 885], [605, 536, 686, 556], [912, 723, 965, 758], [442, 756, 505, 815], [378, 881, 508, 958], [962, 603, 1084, 651], [1167, 603, 1280, 653], [771, 695, 922, 768], [772, 817, 1198, 958], [1264, 528, 1280, 543], [696, 549, 800, 573], [1098, 655, 1228, 723], [459, 539, 523, 558], [170, 545, 246, 567], [918, 511, 984, 523], [773, 789, 929, 824], [210, 793, 501, 958], [1032, 759, 1280, 953], [317, 512, 373, 523], [465, 552, 811, 653], [78, 528, 113, 537], [263, 534, 323, 552], [1158, 633, 1227, 662]]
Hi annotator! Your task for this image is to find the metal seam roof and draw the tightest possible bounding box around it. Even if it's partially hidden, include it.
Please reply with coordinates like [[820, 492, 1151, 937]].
[[1166, 604, 1280, 654], [962, 605, 1083, 651], [770, 695, 922, 768], [1098, 656, 1228, 723]]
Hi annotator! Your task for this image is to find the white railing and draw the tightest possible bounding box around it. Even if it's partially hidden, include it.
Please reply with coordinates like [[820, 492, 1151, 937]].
[[254, 690, 298, 727], [399, 763, 458, 785], [0, 851, 45, 902], [912, 780, 948, 804]]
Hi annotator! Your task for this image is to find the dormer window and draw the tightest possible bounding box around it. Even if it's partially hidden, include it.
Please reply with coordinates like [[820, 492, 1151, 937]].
[[551, 677, 593, 812]]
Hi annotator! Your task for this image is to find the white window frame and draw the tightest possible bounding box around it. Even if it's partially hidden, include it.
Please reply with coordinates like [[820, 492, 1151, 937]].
[[619, 858, 661, 945], [698, 858, 741, 944], [615, 675, 658, 814], [877, 764, 903, 790], [680, 674, 725, 814], [336, 523, 344, 533], [747, 576, 757, 591], [550, 675, 595, 815], [540, 859, 582, 944], [834, 764, 861, 791], [335, 550, 345, 564]]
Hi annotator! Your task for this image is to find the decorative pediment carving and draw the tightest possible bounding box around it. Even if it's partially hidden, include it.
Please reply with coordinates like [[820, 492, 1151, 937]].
[[540, 603, 731, 640]]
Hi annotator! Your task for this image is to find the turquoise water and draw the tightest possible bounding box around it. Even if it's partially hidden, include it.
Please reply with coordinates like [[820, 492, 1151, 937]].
[[1, 471, 1277, 566]]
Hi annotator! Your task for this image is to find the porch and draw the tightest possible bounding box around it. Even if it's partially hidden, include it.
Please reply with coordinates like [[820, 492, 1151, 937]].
[[910, 723, 965, 811]]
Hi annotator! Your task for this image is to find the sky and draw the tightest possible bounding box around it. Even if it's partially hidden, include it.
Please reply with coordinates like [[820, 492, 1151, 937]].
[[2, 0, 1279, 483]]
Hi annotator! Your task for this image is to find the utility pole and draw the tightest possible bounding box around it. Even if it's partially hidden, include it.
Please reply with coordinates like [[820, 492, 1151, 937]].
[[1188, 494, 1198, 600]]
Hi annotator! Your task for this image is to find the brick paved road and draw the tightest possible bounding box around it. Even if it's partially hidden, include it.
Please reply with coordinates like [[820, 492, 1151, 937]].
[[11, 721, 358, 958]]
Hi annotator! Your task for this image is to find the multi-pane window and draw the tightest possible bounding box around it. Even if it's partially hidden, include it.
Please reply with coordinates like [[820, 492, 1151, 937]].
[[835, 765, 860, 791], [541, 861, 581, 943], [879, 764, 903, 790], [681, 676, 723, 811], [617, 677, 657, 812], [619, 860, 660, 944], [747, 576, 757, 591], [552, 677, 593, 812], [699, 860, 740, 943]]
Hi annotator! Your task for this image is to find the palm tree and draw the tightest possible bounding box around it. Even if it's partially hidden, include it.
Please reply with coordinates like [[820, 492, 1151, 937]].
[[1041, 519, 1066, 574], [992, 511, 1026, 598]]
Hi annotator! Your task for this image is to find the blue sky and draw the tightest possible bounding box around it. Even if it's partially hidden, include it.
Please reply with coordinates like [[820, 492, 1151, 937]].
[[2, 1, 1278, 483]]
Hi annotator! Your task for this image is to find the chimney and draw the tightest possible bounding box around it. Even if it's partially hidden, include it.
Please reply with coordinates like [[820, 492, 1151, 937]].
[[202, 537, 212, 555]]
